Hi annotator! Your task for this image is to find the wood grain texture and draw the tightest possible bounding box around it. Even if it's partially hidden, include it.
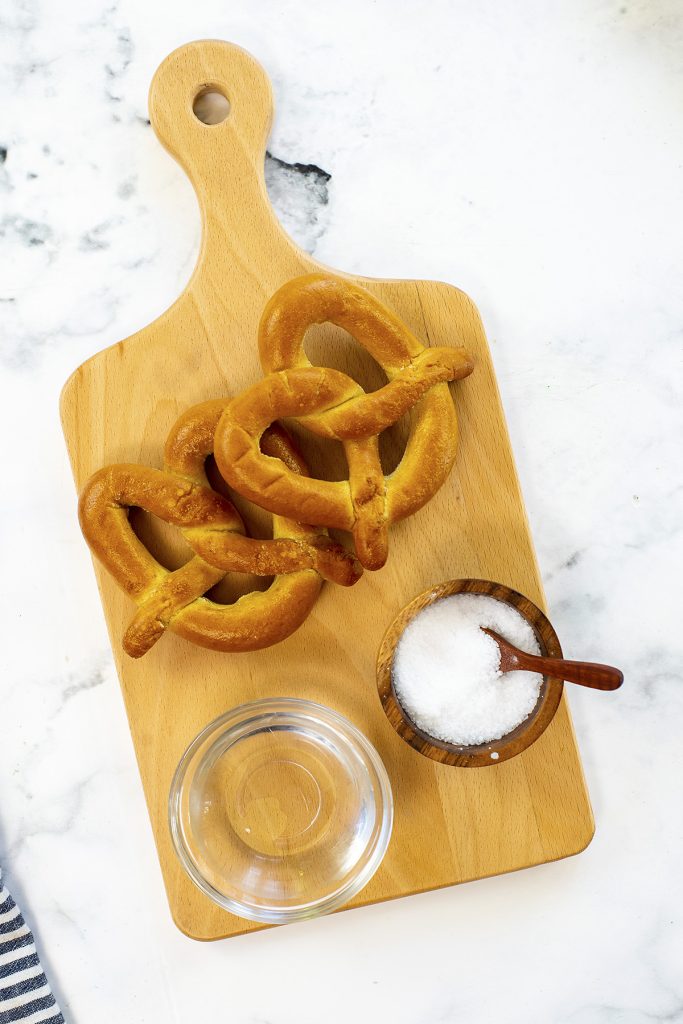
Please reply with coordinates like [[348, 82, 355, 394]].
[[59, 40, 594, 940]]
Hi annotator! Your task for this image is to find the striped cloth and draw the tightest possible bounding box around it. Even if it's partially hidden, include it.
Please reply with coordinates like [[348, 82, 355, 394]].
[[0, 872, 64, 1024]]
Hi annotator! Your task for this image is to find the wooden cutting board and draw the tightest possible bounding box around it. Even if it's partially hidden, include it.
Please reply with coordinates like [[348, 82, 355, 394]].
[[60, 40, 594, 940]]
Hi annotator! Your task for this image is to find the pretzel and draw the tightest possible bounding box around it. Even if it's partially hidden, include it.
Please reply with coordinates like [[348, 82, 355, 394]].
[[214, 274, 474, 570], [78, 399, 361, 658]]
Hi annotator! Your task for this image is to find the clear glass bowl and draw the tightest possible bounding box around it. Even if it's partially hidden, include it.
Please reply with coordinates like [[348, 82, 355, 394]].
[[169, 698, 393, 924]]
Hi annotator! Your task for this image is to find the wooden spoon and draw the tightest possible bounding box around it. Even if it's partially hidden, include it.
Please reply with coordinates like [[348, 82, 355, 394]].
[[481, 628, 624, 691]]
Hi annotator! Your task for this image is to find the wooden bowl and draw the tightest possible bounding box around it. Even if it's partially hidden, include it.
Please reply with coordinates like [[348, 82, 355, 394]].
[[376, 579, 564, 767]]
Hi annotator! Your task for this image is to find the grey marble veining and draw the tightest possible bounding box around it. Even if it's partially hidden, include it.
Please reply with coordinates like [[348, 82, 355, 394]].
[[1, 1, 682, 1022]]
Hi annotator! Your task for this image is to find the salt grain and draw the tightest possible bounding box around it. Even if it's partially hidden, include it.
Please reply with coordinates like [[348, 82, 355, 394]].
[[393, 594, 543, 746]]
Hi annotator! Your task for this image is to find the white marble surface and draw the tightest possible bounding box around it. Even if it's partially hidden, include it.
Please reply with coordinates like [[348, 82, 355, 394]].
[[1, 0, 682, 1020]]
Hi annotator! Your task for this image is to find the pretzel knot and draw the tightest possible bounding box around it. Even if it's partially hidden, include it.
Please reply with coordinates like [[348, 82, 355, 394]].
[[78, 399, 361, 658], [214, 274, 474, 570]]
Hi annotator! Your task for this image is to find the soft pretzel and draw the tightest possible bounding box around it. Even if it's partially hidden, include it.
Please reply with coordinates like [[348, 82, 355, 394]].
[[214, 274, 474, 570], [78, 399, 361, 658]]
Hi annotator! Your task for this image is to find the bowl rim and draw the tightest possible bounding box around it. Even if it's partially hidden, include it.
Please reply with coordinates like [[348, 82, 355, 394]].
[[168, 697, 394, 923], [376, 579, 564, 767]]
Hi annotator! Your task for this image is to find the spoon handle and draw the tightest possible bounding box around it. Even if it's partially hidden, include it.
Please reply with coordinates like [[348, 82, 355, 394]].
[[520, 653, 624, 691]]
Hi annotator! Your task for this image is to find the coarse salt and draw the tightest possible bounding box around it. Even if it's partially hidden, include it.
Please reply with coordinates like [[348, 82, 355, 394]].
[[393, 593, 543, 746]]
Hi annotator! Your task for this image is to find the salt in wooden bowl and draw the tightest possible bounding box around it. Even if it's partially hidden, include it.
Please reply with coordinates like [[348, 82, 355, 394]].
[[376, 578, 564, 768]]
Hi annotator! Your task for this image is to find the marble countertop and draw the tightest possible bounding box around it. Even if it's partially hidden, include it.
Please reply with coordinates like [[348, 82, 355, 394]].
[[1, 1, 682, 1021]]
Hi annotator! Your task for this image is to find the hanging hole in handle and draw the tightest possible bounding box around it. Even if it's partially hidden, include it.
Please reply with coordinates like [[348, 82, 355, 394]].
[[193, 87, 230, 125]]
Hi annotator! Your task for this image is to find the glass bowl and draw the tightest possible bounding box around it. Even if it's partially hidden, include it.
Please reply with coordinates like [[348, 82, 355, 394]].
[[169, 698, 393, 924]]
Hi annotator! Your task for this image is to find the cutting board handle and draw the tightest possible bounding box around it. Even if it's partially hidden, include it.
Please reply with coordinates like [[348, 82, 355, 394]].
[[148, 40, 279, 247]]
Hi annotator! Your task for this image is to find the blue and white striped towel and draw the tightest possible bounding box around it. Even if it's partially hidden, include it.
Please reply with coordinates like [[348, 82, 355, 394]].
[[0, 871, 64, 1024]]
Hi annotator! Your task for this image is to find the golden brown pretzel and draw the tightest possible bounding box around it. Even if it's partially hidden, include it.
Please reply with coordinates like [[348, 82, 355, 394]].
[[214, 274, 474, 570], [78, 399, 361, 658]]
